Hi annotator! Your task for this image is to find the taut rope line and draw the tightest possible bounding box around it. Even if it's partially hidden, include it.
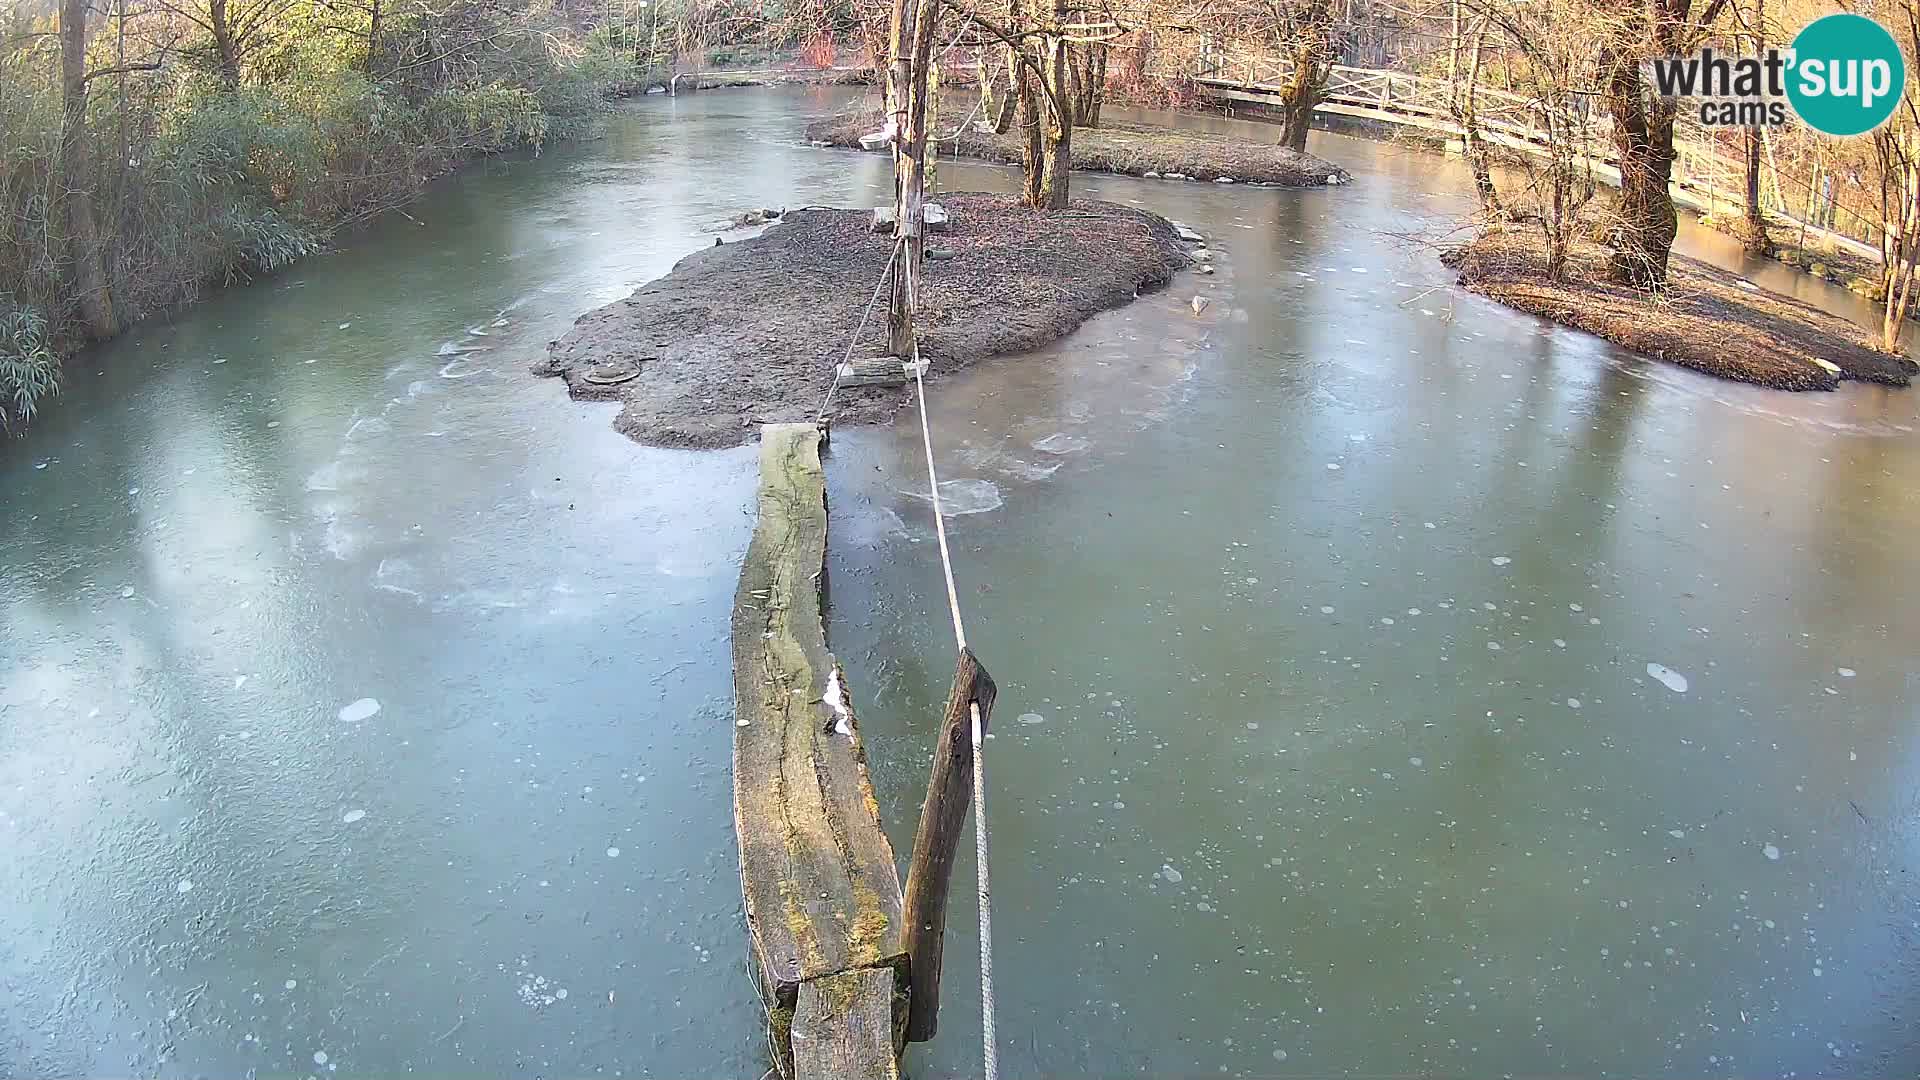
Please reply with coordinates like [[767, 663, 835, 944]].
[[909, 343, 997, 1080]]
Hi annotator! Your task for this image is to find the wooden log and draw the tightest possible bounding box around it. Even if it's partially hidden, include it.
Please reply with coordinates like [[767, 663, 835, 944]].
[[732, 423, 908, 1070], [792, 968, 903, 1080], [900, 646, 998, 1043]]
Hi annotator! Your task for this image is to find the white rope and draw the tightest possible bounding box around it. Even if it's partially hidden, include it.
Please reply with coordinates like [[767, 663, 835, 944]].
[[909, 343, 997, 1080], [910, 346, 967, 652], [969, 695, 996, 1080], [816, 237, 907, 424]]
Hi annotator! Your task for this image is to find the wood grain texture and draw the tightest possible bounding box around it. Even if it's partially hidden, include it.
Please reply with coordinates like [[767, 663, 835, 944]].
[[732, 423, 906, 1012], [791, 968, 903, 1080], [901, 647, 997, 1042]]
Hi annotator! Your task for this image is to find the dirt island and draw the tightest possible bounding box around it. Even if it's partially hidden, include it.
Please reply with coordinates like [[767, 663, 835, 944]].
[[537, 192, 1190, 448]]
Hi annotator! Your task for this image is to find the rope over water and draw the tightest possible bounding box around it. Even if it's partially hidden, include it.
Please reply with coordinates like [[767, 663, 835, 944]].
[[813, 200, 998, 1080], [910, 343, 997, 1080]]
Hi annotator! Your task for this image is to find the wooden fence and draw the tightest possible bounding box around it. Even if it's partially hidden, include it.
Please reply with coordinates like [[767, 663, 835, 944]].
[[1181, 49, 1881, 261]]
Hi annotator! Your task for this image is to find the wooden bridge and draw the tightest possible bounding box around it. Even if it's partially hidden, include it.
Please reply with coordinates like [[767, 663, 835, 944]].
[[1186, 52, 1880, 260]]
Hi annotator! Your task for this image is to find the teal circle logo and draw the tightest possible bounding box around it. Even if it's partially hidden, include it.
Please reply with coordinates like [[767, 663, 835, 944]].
[[1787, 13, 1905, 136]]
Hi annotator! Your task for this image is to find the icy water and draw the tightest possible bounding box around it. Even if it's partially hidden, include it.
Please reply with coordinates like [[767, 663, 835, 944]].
[[4, 88, 1919, 1078]]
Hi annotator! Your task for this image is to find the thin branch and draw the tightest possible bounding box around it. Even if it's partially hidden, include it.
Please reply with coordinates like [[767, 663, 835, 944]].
[[82, 59, 163, 82]]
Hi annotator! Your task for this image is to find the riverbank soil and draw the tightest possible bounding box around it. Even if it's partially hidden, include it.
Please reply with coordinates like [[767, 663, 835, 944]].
[[805, 105, 1350, 187], [1446, 227, 1916, 390], [537, 192, 1187, 447]]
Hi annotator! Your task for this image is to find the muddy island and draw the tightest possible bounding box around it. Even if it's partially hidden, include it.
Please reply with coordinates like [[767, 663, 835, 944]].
[[537, 192, 1189, 448], [1446, 227, 1916, 391], [805, 105, 1350, 188]]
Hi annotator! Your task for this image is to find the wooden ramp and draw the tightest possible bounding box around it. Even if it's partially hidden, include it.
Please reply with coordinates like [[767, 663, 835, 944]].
[[732, 423, 907, 1080]]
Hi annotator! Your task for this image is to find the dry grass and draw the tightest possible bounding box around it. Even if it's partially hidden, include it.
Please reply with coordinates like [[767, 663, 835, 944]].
[[1447, 226, 1915, 391]]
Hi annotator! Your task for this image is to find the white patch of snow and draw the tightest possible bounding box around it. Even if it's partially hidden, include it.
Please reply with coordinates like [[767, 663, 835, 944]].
[[337, 697, 381, 723], [1646, 663, 1689, 693], [822, 667, 853, 737]]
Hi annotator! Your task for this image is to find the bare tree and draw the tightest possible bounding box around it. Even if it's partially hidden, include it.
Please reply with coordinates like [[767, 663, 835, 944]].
[[1737, 0, 1771, 254], [1598, 0, 1731, 287], [1271, 0, 1341, 150], [152, 0, 292, 86], [1467, 0, 1601, 280], [1872, 0, 1920, 350], [60, 0, 115, 338], [1447, 8, 1501, 216], [886, 0, 938, 355]]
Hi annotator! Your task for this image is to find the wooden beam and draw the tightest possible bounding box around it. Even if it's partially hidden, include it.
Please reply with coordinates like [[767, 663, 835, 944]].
[[901, 646, 998, 1043], [732, 423, 908, 1076], [792, 968, 903, 1080]]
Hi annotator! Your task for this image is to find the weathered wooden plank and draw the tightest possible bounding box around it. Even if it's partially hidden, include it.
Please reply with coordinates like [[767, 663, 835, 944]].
[[838, 357, 910, 388], [732, 424, 907, 1018], [836, 356, 929, 388], [901, 647, 997, 1042], [791, 969, 903, 1080]]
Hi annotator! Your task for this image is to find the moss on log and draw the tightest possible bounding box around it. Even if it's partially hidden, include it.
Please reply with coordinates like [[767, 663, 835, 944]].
[[732, 423, 907, 1079]]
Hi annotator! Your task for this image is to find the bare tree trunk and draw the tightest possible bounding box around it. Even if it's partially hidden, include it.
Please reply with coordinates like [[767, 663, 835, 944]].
[[1275, 44, 1322, 152], [1071, 42, 1105, 128], [887, 0, 938, 357], [1018, 44, 1044, 206], [366, 0, 384, 77], [60, 0, 116, 340], [1603, 55, 1678, 288], [1034, 0, 1071, 208], [1543, 113, 1570, 281], [1447, 0, 1461, 86], [1454, 22, 1500, 216], [1739, 0, 1771, 254], [1276, 0, 1336, 152], [1883, 151, 1920, 350], [979, 0, 1020, 137], [209, 0, 241, 88], [978, 51, 1016, 132]]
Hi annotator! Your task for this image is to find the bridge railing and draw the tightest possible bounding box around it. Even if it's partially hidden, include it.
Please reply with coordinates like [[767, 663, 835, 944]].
[[1176, 49, 1881, 260]]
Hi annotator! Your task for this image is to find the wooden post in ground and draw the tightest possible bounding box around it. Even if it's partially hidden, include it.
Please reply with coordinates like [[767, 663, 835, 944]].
[[901, 646, 997, 1042]]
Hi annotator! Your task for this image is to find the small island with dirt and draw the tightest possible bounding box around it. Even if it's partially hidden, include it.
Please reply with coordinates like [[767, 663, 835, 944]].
[[1447, 227, 1915, 391], [536, 193, 1189, 448]]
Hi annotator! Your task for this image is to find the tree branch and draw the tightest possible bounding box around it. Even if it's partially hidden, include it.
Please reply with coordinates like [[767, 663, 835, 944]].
[[82, 59, 163, 83]]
